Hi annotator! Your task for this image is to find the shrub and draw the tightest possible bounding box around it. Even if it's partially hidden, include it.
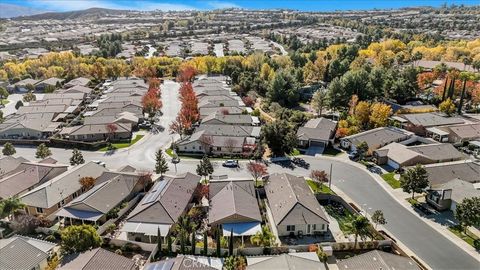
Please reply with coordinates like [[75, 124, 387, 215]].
[[317, 248, 328, 263], [474, 239, 480, 250], [45, 235, 56, 242], [115, 249, 122, 255]]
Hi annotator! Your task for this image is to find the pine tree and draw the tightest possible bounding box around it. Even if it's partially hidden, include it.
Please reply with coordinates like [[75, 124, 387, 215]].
[[35, 143, 52, 159], [167, 236, 172, 255], [2, 142, 16, 156], [156, 227, 162, 260], [216, 228, 221, 257], [203, 231, 208, 255], [228, 228, 234, 256], [191, 231, 196, 255], [70, 148, 85, 166], [155, 149, 169, 175], [196, 155, 214, 181]]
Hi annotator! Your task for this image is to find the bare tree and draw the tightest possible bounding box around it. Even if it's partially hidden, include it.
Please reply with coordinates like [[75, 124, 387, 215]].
[[224, 138, 236, 155], [199, 135, 213, 155]]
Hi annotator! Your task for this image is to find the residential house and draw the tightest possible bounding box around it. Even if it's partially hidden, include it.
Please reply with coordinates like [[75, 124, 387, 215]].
[[0, 161, 68, 199], [373, 142, 465, 169], [437, 123, 480, 143], [36, 77, 65, 92], [202, 113, 257, 126], [64, 77, 91, 88], [58, 85, 93, 95], [144, 255, 223, 270], [121, 173, 201, 243], [20, 162, 107, 218], [265, 173, 329, 237], [0, 235, 56, 270], [177, 130, 254, 156], [0, 113, 61, 139], [59, 248, 136, 270], [297, 117, 337, 149], [0, 156, 28, 176], [421, 161, 480, 187], [199, 106, 245, 118], [247, 252, 324, 270], [426, 178, 480, 212], [337, 250, 420, 270], [209, 180, 262, 243], [83, 112, 139, 126], [196, 124, 261, 138], [8, 78, 39, 92], [56, 171, 148, 225], [340, 127, 413, 152], [59, 123, 132, 142], [393, 112, 465, 137]]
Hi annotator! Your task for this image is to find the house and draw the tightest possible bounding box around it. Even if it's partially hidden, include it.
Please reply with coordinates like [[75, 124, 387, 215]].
[[55, 171, 147, 225], [177, 130, 254, 156], [437, 123, 480, 143], [144, 255, 223, 270], [36, 77, 65, 91], [8, 78, 39, 92], [340, 127, 413, 152], [415, 60, 475, 73], [0, 156, 28, 177], [83, 112, 139, 126], [59, 85, 93, 95], [0, 161, 68, 199], [20, 162, 107, 218], [202, 113, 257, 126], [337, 250, 420, 270], [121, 173, 201, 243], [209, 180, 262, 243], [265, 173, 329, 237], [64, 77, 91, 88], [421, 161, 480, 187], [393, 113, 465, 136], [0, 235, 56, 270], [373, 142, 465, 169], [297, 117, 337, 149], [196, 124, 261, 138], [247, 252, 324, 270], [59, 123, 132, 142], [0, 113, 60, 139], [199, 106, 245, 118], [426, 178, 480, 212], [59, 247, 136, 270]]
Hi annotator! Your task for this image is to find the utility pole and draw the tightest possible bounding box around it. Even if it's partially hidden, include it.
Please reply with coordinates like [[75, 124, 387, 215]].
[[328, 163, 333, 189]]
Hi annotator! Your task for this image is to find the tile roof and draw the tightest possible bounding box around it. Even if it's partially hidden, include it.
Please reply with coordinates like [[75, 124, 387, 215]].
[[0, 236, 55, 270], [59, 248, 135, 270], [265, 173, 328, 226], [337, 250, 420, 270]]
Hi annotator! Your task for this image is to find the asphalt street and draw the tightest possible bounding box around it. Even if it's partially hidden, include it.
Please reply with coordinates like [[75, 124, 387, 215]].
[[7, 80, 480, 270]]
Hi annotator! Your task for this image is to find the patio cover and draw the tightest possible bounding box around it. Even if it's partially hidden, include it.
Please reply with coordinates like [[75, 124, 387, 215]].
[[121, 222, 171, 236], [222, 222, 261, 236], [55, 208, 103, 222], [426, 127, 449, 136]]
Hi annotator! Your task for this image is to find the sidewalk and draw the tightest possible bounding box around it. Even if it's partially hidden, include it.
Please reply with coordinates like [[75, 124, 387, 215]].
[[321, 155, 480, 262]]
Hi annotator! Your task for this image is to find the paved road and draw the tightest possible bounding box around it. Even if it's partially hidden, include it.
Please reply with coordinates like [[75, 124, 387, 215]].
[[271, 41, 288, 56], [7, 81, 480, 269]]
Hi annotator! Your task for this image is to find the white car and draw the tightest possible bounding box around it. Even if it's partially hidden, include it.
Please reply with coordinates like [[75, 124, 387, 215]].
[[92, 160, 106, 167], [222, 160, 238, 167]]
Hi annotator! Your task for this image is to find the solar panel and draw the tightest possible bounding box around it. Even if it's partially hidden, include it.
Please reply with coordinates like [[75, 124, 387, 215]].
[[143, 180, 169, 204]]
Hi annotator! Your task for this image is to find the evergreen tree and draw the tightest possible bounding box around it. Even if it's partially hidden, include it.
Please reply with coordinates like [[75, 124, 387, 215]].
[[228, 228, 234, 256], [2, 142, 16, 156], [203, 231, 208, 255], [196, 155, 214, 180], [155, 149, 169, 175], [191, 230, 196, 255], [400, 164, 429, 199], [70, 148, 85, 166], [156, 228, 162, 260], [35, 143, 52, 159], [216, 228, 221, 257], [167, 236, 173, 255]]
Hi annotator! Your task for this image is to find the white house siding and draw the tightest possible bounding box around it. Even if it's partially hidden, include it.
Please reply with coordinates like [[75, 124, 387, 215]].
[[277, 223, 328, 237], [0, 127, 43, 139]]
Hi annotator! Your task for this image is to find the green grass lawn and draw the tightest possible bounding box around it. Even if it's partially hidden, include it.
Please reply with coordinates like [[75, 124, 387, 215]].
[[381, 173, 401, 189], [325, 205, 355, 234], [99, 135, 144, 151], [1, 99, 9, 105], [448, 225, 479, 249], [306, 179, 336, 195], [289, 148, 301, 156], [323, 146, 342, 156], [406, 197, 420, 206]]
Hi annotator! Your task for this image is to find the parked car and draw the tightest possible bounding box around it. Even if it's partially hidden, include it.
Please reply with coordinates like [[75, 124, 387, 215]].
[[138, 121, 152, 129], [348, 151, 359, 161], [222, 160, 239, 167], [92, 160, 106, 167]]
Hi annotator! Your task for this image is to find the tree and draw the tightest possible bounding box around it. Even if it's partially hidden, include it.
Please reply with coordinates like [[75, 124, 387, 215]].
[[354, 101, 370, 127], [46, 253, 59, 270], [371, 210, 387, 229], [23, 91, 36, 102], [261, 120, 297, 157], [191, 228, 196, 255], [247, 162, 268, 183], [310, 170, 329, 187], [142, 89, 162, 117], [35, 143, 52, 159], [196, 155, 214, 181], [356, 141, 369, 160], [216, 227, 221, 257], [70, 148, 85, 166], [224, 138, 236, 155], [155, 227, 163, 260], [155, 149, 169, 175], [267, 71, 299, 107], [439, 98, 456, 116], [105, 123, 118, 141], [61, 225, 102, 254], [2, 142, 16, 156], [203, 231, 208, 255], [346, 215, 370, 252], [228, 228, 234, 256], [369, 102, 392, 128], [310, 89, 328, 116], [250, 225, 274, 247], [455, 197, 480, 234], [400, 164, 429, 199], [0, 196, 25, 220], [15, 100, 23, 110], [79, 176, 96, 190], [0, 87, 9, 100], [167, 235, 173, 255]]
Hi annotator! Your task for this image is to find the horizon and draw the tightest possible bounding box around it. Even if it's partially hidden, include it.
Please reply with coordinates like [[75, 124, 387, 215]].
[[1, 0, 479, 13]]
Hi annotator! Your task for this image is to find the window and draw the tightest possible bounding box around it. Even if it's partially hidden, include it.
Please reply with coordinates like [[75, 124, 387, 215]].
[[321, 224, 325, 230], [286, 225, 295, 232], [313, 224, 316, 230], [217, 147, 221, 151], [36, 207, 44, 214], [192, 146, 196, 150], [72, 192, 78, 199]]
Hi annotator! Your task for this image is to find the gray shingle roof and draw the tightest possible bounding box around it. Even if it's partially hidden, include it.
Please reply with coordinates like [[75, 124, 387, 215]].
[[297, 117, 337, 142], [342, 127, 412, 150], [0, 236, 55, 270], [209, 181, 262, 225], [265, 173, 328, 226], [422, 161, 480, 186], [247, 253, 324, 270], [399, 113, 464, 127], [337, 250, 420, 270], [59, 248, 135, 270]]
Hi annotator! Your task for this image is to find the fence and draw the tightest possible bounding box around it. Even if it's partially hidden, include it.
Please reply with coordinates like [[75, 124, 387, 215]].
[[97, 195, 141, 235]]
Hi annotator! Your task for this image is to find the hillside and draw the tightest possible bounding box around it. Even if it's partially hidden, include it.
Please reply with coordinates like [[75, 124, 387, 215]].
[[0, 3, 47, 18], [14, 7, 129, 20]]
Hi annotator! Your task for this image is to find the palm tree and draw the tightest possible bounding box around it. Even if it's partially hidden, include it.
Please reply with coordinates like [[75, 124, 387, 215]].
[[346, 215, 371, 252], [0, 196, 25, 220], [250, 225, 275, 247]]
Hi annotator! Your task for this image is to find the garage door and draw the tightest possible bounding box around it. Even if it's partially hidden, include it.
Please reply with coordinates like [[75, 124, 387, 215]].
[[310, 141, 325, 147], [387, 159, 400, 170]]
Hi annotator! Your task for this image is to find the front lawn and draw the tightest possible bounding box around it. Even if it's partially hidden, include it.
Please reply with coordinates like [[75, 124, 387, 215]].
[[381, 173, 401, 189], [323, 146, 342, 156], [448, 225, 479, 249], [289, 148, 301, 156], [99, 135, 144, 151], [306, 179, 335, 195]]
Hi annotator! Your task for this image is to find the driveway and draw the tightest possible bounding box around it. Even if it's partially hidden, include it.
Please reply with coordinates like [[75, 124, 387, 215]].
[[305, 146, 324, 156]]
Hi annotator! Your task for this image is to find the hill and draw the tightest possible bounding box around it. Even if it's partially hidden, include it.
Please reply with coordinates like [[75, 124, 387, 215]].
[[0, 3, 47, 18], [14, 7, 129, 20]]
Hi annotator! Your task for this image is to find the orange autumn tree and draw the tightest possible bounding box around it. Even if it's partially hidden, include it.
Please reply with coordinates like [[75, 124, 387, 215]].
[[170, 82, 199, 135], [142, 78, 162, 117], [177, 65, 197, 82]]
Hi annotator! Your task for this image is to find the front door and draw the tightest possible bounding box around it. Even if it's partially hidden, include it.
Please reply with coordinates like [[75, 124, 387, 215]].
[[307, 224, 311, 234]]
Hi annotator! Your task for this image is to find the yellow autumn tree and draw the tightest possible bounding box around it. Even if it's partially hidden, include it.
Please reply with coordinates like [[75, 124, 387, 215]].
[[369, 102, 392, 128]]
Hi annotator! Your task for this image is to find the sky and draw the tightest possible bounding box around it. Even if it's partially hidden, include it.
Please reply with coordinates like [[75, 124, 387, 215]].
[[2, 0, 479, 12]]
